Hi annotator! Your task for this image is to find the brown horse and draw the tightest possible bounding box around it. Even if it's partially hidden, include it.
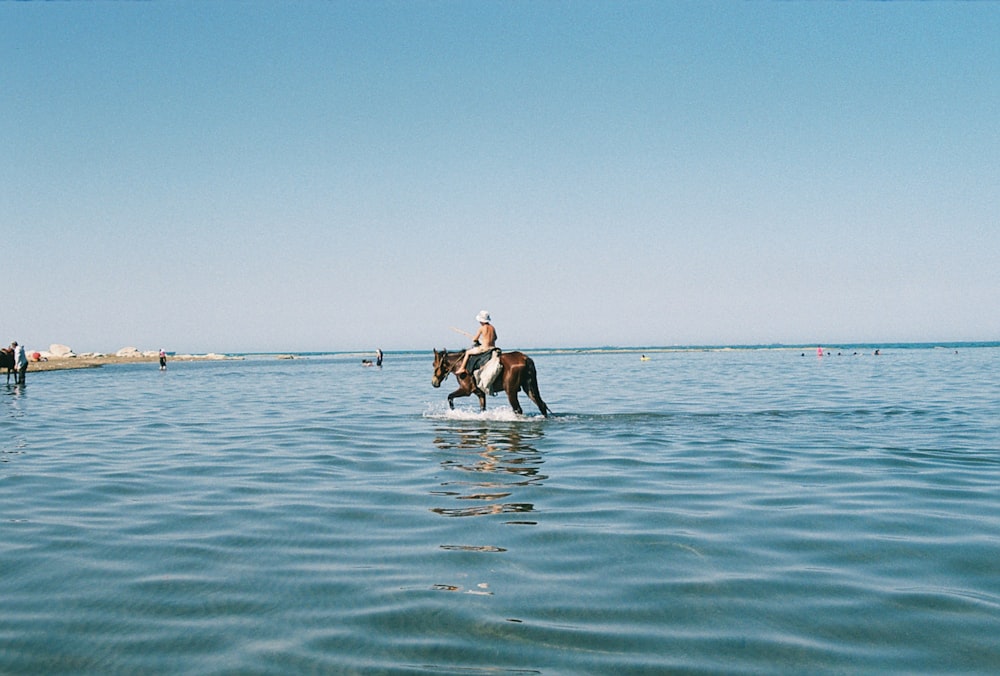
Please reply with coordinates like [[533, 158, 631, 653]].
[[0, 348, 14, 384], [432, 349, 549, 417]]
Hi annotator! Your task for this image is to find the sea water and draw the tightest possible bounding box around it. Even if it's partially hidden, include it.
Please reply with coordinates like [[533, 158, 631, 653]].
[[2, 346, 999, 673]]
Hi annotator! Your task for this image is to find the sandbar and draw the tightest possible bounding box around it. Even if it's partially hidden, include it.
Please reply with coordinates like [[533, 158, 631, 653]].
[[21, 353, 234, 373]]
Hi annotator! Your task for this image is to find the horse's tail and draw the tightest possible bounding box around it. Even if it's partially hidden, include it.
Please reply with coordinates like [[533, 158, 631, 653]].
[[522, 356, 550, 417]]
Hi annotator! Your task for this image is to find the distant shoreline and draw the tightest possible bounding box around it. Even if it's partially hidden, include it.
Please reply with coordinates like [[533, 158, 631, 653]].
[[22, 353, 237, 373], [15, 341, 997, 374]]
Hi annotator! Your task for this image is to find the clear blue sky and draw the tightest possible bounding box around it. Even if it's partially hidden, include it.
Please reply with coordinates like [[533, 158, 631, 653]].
[[4, 2, 998, 353]]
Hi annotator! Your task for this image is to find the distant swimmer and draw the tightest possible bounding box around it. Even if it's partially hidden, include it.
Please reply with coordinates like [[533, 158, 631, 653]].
[[640, 355, 650, 361]]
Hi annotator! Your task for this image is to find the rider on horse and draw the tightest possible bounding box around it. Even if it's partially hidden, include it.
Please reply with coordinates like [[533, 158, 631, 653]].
[[455, 310, 497, 377]]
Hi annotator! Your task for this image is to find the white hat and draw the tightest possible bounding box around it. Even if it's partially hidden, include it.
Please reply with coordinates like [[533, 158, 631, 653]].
[[476, 310, 491, 323]]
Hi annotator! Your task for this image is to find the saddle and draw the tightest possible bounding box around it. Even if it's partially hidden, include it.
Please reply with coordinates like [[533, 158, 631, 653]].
[[466, 348, 503, 394]]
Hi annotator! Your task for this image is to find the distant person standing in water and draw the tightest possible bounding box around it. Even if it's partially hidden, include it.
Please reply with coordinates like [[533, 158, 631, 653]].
[[12, 341, 27, 384], [159, 349, 167, 370], [376, 349, 383, 368], [456, 310, 497, 377]]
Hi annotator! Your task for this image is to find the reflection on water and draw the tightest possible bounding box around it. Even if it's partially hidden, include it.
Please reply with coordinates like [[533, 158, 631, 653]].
[[2, 384, 27, 464], [423, 420, 549, 600], [430, 422, 547, 523]]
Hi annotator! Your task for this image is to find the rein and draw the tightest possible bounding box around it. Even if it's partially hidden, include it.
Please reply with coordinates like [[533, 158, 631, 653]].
[[434, 349, 465, 382]]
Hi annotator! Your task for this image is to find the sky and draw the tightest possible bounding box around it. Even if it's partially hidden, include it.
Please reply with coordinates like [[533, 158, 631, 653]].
[[3, 1, 998, 353]]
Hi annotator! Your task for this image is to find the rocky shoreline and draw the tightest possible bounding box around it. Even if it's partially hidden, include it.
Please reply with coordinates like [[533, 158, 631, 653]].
[[18, 345, 237, 373]]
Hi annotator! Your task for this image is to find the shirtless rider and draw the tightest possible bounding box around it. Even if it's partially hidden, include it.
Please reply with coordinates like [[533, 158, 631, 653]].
[[456, 310, 497, 377]]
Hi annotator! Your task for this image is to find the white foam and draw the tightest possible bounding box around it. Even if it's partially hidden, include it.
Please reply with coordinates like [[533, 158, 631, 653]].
[[422, 402, 526, 422]]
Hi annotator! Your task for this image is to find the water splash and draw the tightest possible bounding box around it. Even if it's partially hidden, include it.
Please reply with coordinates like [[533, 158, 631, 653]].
[[422, 403, 530, 422]]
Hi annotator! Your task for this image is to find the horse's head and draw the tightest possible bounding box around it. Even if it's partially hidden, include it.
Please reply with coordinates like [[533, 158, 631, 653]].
[[431, 349, 451, 388]]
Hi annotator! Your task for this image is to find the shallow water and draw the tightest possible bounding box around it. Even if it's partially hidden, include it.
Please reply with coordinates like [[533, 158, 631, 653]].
[[3, 346, 999, 673]]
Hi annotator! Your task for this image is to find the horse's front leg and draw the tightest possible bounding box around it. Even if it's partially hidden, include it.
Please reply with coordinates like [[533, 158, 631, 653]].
[[447, 377, 474, 410]]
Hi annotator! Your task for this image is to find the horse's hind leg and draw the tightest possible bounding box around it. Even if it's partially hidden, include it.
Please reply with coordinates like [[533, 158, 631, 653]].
[[525, 385, 548, 417], [506, 387, 523, 415], [523, 360, 549, 416], [502, 368, 523, 414]]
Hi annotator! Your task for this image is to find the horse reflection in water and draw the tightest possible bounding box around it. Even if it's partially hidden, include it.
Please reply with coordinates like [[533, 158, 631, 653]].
[[430, 423, 547, 521]]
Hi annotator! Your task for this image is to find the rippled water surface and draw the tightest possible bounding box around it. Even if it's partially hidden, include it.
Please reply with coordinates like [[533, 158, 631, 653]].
[[3, 346, 1000, 673]]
